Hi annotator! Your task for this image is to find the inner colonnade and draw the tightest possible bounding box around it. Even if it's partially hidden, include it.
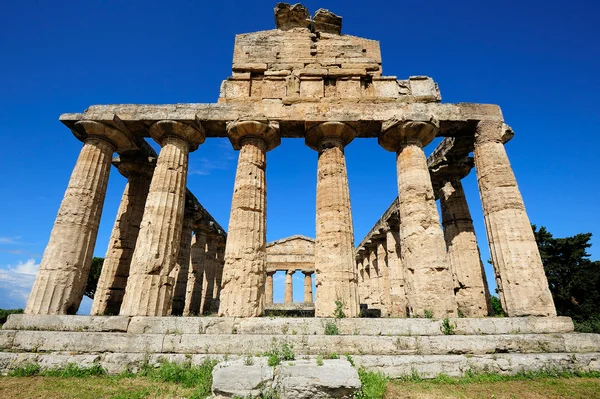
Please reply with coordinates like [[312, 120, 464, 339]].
[[24, 3, 556, 320]]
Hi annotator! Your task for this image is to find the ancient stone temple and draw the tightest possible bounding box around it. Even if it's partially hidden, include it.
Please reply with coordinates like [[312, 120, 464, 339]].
[[23, 1, 555, 320], [4, 4, 598, 389]]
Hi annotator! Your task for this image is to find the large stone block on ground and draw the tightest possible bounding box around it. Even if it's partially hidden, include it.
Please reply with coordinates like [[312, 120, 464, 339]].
[[276, 359, 361, 399], [212, 358, 274, 398]]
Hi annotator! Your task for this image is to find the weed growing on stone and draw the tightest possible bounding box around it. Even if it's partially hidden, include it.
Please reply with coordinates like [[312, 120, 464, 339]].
[[346, 354, 355, 367], [440, 318, 455, 335], [244, 355, 254, 366], [334, 298, 346, 319], [354, 368, 388, 399], [324, 320, 339, 335], [265, 341, 295, 366], [423, 309, 434, 319], [316, 355, 324, 366]]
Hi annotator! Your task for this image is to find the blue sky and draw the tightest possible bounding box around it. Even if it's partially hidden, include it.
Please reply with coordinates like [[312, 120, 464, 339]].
[[0, 0, 598, 313]]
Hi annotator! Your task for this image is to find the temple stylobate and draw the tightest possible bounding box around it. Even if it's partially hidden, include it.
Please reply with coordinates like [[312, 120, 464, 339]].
[[25, 2, 556, 319]]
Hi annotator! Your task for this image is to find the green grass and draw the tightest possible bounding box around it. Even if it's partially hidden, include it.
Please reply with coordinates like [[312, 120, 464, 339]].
[[6, 359, 218, 399], [264, 340, 295, 367], [354, 369, 388, 399]]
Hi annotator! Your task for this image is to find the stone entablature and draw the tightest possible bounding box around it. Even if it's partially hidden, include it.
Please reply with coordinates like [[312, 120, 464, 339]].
[[219, 5, 440, 104]]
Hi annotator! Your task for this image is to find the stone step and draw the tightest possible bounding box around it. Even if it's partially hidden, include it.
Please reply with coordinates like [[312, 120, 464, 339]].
[[1, 330, 599, 356], [2, 314, 574, 336], [0, 352, 599, 379]]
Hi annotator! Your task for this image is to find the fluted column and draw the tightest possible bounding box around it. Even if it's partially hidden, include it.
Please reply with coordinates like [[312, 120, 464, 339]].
[[184, 229, 207, 316], [26, 121, 134, 315], [386, 228, 407, 317], [376, 239, 391, 317], [474, 121, 556, 316], [440, 177, 491, 317], [307, 121, 359, 318], [356, 254, 365, 304], [303, 271, 313, 303], [91, 156, 154, 316], [170, 214, 194, 315], [213, 238, 226, 302], [367, 246, 381, 310], [218, 120, 280, 317], [201, 234, 218, 314], [284, 270, 294, 304], [361, 249, 372, 307], [265, 271, 275, 304], [380, 115, 457, 317], [120, 120, 205, 316]]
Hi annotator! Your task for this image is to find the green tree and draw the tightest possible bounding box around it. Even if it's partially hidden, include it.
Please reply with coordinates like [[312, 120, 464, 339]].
[[533, 225, 600, 332], [84, 257, 104, 299]]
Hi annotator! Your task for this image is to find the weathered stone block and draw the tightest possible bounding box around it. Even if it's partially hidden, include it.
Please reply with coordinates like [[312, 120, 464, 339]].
[[277, 359, 361, 399], [4, 314, 130, 332], [212, 358, 274, 398], [372, 78, 400, 98], [127, 317, 203, 334], [11, 331, 163, 353], [300, 79, 324, 98], [336, 78, 361, 98], [220, 79, 250, 99], [409, 76, 441, 101]]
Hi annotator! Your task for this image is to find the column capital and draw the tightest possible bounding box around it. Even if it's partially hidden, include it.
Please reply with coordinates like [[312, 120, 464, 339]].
[[266, 270, 276, 277], [379, 114, 439, 151], [74, 120, 136, 153], [227, 120, 280, 151], [475, 120, 514, 145], [305, 121, 356, 152], [113, 155, 156, 180], [286, 269, 296, 275], [301, 270, 313, 276], [149, 120, 206, 151], [430, 156, 473, 193]]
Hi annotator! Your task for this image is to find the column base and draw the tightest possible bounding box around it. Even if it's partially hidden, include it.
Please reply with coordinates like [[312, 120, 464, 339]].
[[120, 274, 174, 316]]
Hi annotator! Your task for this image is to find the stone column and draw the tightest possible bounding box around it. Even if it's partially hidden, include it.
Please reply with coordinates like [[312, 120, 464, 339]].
[[91, 155, 155, 316], [218, 121, 280, 317], [361, 249, 372, 307], [302, 271, 313, 303], [170, 213, 194, 316], [201, 234, 218, 314], [386, 227, 407, 317], [213, 237, 226, 302], [474, 121, 556, 316], [265, 271, 275, 304], [120, 120, 205, 316], [184, 229, 207, 316], [376, 238, 391, 317], [306, 121, 359, 318], [26, 121, 133, 315], [380, 115, 457, 317], [284, 270, 294, 304], [440, 177, 491, 317], [367, 246, 381, 310]]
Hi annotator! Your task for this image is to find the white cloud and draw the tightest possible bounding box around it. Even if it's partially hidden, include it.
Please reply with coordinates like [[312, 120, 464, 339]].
[[0, 236, 21, 245], [0, 259, 39, 309]]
